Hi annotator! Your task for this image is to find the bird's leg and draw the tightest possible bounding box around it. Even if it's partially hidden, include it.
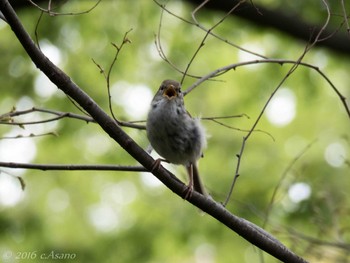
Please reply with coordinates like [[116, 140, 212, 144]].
[[150, 158, 169, 172], [184, 163, 194, 200]]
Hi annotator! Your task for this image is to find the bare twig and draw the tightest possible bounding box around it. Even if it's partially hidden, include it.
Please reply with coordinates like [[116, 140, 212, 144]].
[[28, 0, 102, 17], [154, 0, 268, 60], [0, 107, 146, 130], [222, 136, 245, 206], [183, 59, 350, 118], [92, 29, 133, 124], [286, 227, 350, 251], [262, 140, 317, 228], [340, 0, 350, 36], [106, 30, 132, 122], [180, 0, 243, 84], [202, 117, 275, 141], [31, 0, 101, 48], [34, 11, 44, 47], [0, 161, 148, 172], [154, 4, 203, 79], [183, 58, 347, 119], [0, 132, 58, 140], [224, 0, 334, 206], [183, 58, 349, 117], [0, 107, 95, 125], [201, 114, 250, 120], [154, 0, 265, 82]]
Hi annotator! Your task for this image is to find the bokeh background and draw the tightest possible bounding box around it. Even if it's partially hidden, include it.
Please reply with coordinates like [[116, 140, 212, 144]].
[[0, 1, 349, 262]]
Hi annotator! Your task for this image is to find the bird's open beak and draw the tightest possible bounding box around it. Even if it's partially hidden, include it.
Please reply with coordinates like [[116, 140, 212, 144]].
[[163, 85, 177, 100]]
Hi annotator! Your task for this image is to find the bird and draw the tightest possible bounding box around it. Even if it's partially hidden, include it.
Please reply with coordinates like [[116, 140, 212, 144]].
[[146, 79, 207, 198]]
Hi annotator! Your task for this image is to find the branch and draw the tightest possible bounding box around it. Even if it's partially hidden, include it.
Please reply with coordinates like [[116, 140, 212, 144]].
[[0, 107, 95, 125], [263, 140, 317, 228], [154, 4, 203, 79], [341, 0, 350, 36], [27, 0, 102, 17], [0, 162, 147, 172], [224, 0, 335, 205], [154, 0, 267, 60], [0, 1, 307, 262], [202, 113, 275, 135], [154, 0, 266, 81], [0, 107, 146, 130], [184, 59, 350, 118], [180, 0, 244, 84], [0, 132, 58, 140], [93, 29, 133, 124], [286, 227, 350, 251]]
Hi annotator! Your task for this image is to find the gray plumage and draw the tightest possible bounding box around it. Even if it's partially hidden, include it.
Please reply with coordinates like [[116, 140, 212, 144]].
[[146, 80, 206, 195]]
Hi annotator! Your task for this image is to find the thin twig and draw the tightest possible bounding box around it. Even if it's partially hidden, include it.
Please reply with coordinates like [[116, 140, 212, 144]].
[[223, 136, 245, 206], [201, 114, 250, 120], [180, 0, 244, 84], [154, 0, 267, 60], [203, 118, 275, 141], [0, 107, 146, 129], [154, 4, 203, 79], [0, 162, 148, 172], [28, 0, 102, 16], [154, 0, 266, 81], [183, 59, 350, 118], [224, 0, 333, 206], [0, 107, 95, 125], [107, 30, 132, 122], [31, 0, 101, 48], [34, 11, 44, 47], [286, 227, 350, 251], [92, 29, 132, 124], [262, 140, 317, 228], [0, 132, 58, 140], [341, 0, 350, 36]]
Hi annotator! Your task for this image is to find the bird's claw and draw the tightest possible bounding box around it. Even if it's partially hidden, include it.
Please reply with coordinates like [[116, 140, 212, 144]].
[[150, 158, 168, 173], [183, 184, 194, 200], [150, 159, 161, 172]]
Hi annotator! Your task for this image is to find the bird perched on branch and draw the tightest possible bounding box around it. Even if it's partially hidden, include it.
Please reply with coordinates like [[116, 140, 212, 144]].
[[146, 79, 207, 198]]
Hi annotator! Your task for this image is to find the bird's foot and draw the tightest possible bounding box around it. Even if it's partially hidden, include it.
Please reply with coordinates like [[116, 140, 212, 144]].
[[183, 184, 194, 200], [150, 158, 168, 172]]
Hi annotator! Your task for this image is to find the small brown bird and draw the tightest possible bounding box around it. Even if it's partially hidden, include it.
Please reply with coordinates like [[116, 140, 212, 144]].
[[146, 80, 207, 198]]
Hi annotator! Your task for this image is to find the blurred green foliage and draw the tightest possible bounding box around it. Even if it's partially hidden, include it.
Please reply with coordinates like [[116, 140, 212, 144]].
[[0, 1, 349, 262]]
